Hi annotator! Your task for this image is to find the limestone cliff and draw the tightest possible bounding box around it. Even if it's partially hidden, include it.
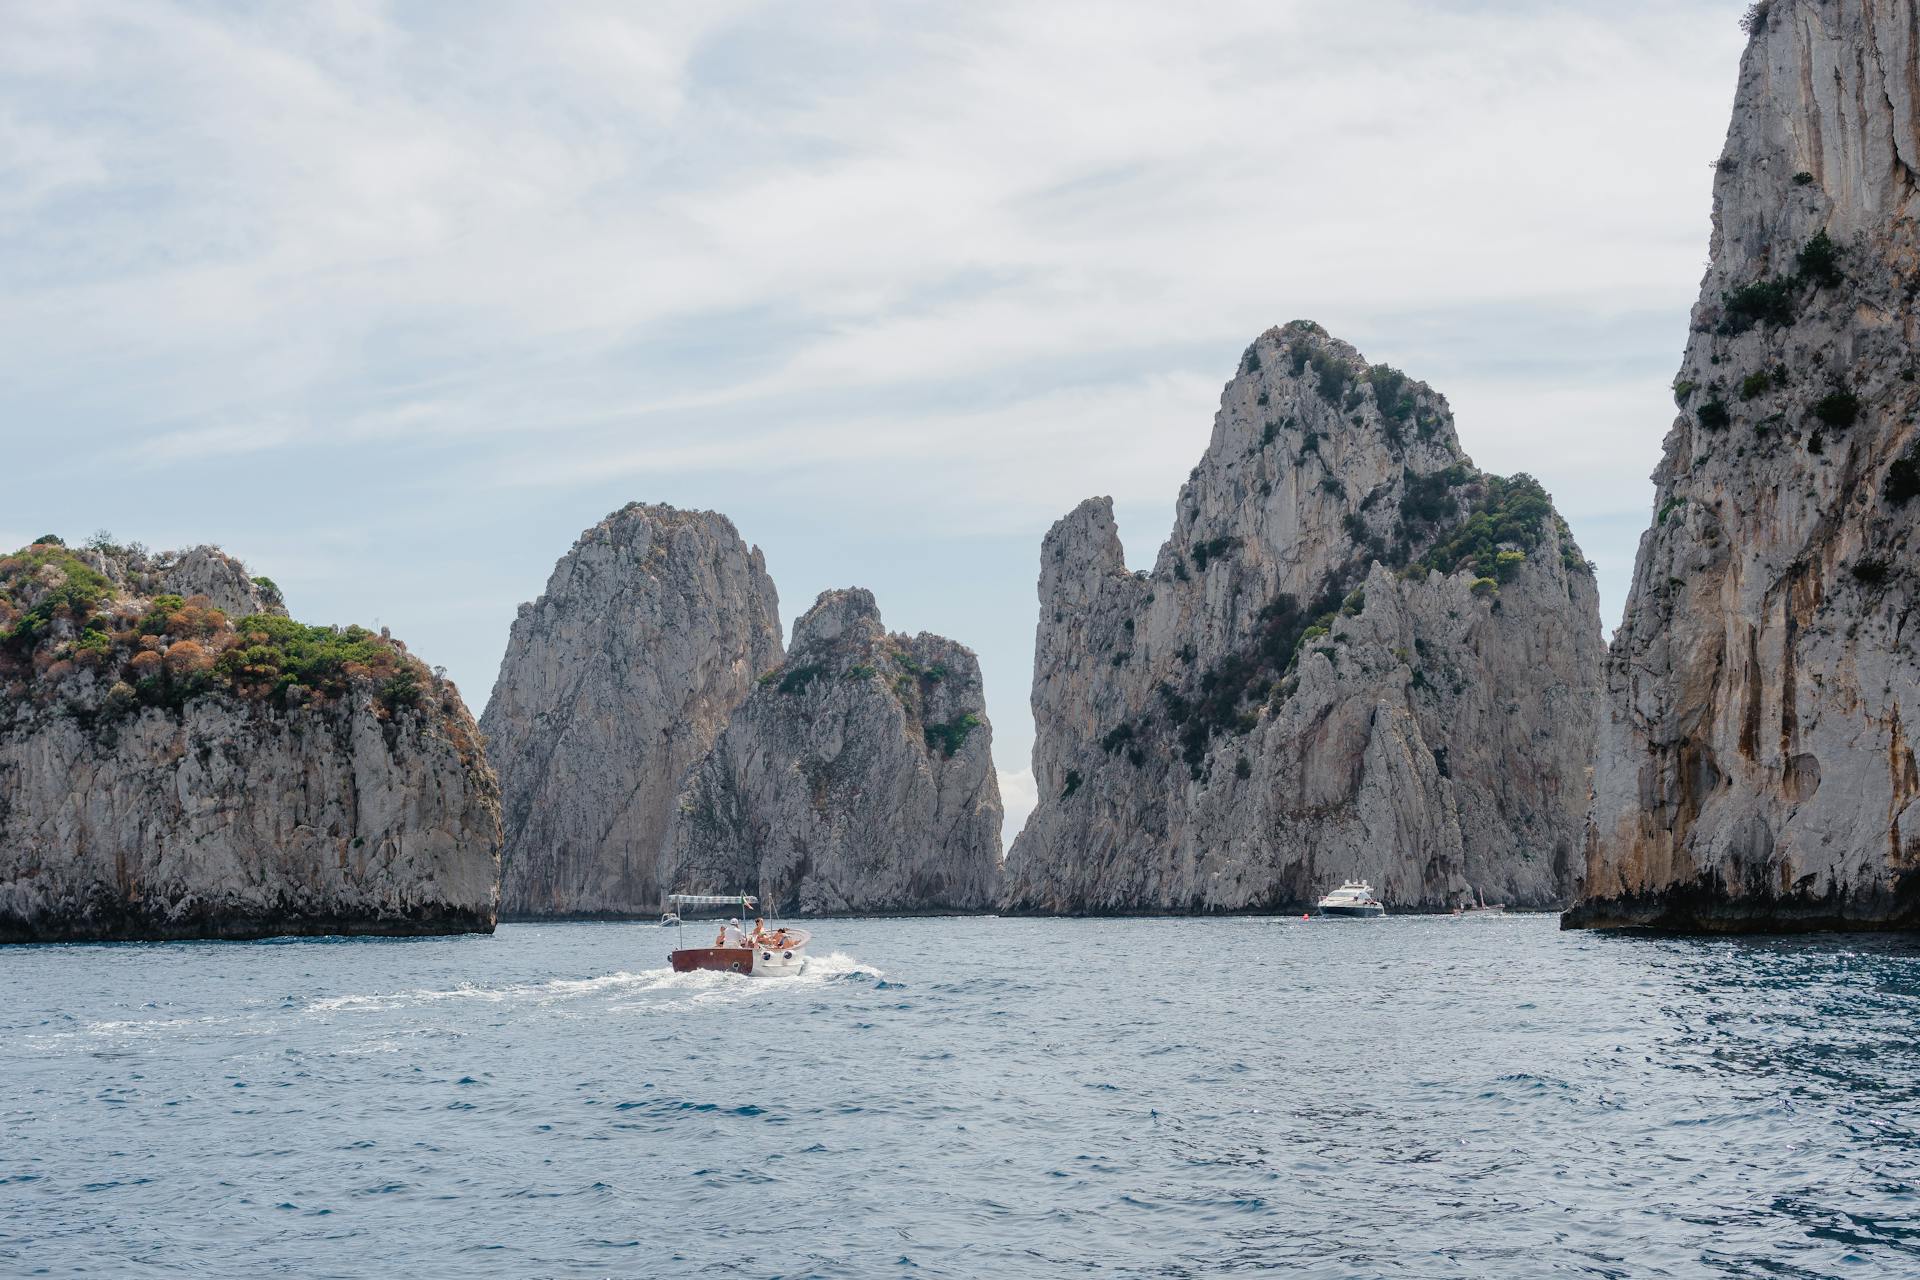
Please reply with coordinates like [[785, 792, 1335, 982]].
[[667, 589, 1003, 913], [0, 539, 499, 942], [1568, 0, 1920, 930], [1003, 324, 1602, 913], [481, 504, 783, 916]]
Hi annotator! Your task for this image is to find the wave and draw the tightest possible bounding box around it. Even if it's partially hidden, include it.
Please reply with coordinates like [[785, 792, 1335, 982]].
[[305, 950, 884, 1016]]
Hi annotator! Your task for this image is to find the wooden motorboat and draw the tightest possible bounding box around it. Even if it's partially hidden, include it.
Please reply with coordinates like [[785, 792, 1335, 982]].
[[665, 894, 810, 977]]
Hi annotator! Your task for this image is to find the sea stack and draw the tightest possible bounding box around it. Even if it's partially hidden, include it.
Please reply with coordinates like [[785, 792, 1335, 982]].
[[1567, 0, 1920, 931], [481, 504, 783, 916], [0, 539, 500, 942], [666, 589, 1004, 913], [1002, 324, 1602, 913]]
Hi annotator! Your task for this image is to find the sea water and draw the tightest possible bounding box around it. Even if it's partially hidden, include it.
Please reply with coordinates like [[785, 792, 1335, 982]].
[[3, 915, 1918, 1278]]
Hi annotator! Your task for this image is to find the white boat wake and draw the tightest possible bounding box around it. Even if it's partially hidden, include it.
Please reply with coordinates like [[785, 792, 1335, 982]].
[[302, 951, 883, 1017]]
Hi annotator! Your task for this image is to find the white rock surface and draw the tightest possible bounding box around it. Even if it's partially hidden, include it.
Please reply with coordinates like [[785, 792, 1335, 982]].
[[480, 504, 783, 916], [1569, 0, 1920, 930], [666, 589, 1004, 913], [1004, 325, 1602, 913]]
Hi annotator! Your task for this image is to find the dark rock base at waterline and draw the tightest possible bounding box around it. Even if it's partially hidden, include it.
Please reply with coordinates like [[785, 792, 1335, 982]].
[[1561, 875, 1920, 934], [0, 901, 498, 944]]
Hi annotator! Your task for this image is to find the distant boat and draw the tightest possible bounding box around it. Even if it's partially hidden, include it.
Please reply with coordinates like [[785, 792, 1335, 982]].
[[659, 910, 679, 927], [1316, 880, 1386, 918], [1453, 887, 1506, 916], [664, 893, 810, 977]]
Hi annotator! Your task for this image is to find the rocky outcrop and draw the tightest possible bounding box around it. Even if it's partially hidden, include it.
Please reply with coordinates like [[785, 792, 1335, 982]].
[[1567, 0, 1920, 931], [666, 589, 1003, 913], [147, 546, 286, 619], [0, 540, 499, 942], [1003, 324, 1602, 913], [481, 504, 783, 916]]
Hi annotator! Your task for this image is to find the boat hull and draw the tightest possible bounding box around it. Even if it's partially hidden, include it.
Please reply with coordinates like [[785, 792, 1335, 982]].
[[669, 946, 754, 974], [747, 941, 808, 977], [669, 930, 811, 977], [1318, 904, 1386, 918]]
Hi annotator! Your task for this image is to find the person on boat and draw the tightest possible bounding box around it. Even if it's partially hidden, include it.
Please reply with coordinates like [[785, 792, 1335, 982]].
[[714, 924, 729, 947]]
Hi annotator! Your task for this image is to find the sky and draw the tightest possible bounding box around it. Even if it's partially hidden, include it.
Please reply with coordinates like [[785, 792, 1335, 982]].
[[1, 1, 1751, 845]]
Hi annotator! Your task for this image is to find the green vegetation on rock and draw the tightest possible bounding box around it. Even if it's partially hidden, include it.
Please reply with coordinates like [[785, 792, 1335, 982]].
[[1812, 388, 1861, 429], [0, 543, 432, 719], [924, 713, 981, 758], [1414, 473, 1555, 581], [1886, 444, 1920, 504]]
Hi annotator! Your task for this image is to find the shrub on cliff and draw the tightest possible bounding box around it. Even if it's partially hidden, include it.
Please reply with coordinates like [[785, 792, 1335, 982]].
[[1812, 389, 1861, 429], [1366, 364, 1418, 427], [924, 713, 981, 758], [775, 664, 826, 694], [1719, 279, 1797, 334], [1190, 537, 1237, 571], [1886, 445, 1920, 504], [1796, 229, 1842, 289], [2, 546, 113, 652], [1415, 473, 1554, 579]]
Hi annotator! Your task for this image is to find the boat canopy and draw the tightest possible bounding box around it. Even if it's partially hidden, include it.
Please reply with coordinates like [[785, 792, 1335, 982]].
[[666, 893, 758, 907]]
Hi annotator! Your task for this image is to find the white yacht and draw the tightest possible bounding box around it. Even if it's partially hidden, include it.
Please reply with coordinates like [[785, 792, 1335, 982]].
[[1316, 880, 1386, 918]]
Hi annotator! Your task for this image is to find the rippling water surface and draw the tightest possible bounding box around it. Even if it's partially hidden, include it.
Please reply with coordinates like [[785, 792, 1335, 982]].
[[5, 916, 1920, 1277]]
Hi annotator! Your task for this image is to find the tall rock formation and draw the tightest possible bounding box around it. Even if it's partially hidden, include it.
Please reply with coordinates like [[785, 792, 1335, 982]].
[[667, 589, 1003, 913], [1568, 0, 1920, 931], [0, 539, 499, 942], [1003, 324, 1602, 913], [481, 504, 783, 916]]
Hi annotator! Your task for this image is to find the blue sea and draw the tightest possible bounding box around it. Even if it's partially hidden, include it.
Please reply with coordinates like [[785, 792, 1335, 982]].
[[4, 915, 1919, 1278]]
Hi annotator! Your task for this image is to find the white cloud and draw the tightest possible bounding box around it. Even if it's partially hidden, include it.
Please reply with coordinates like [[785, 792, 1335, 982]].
[[134, 418, 304, 464]]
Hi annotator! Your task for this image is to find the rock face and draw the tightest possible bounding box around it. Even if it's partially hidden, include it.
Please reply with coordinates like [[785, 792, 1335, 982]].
[[667, 589, 1003, 913], [0, 540, 499, 942], [481, 505, 783, 916], [144, 545, 287, 619], [1567, 0, 1920, 931], [1003, 324, 1602, 913]]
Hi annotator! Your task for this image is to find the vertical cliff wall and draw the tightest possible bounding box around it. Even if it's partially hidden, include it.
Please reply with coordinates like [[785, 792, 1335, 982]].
[[1004, 324, 1602, 913], [1568, 0, 1920, 930], [0, 540, 499, 941], [666, 589, 1003, 913], [481, 505, 783, 916]]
